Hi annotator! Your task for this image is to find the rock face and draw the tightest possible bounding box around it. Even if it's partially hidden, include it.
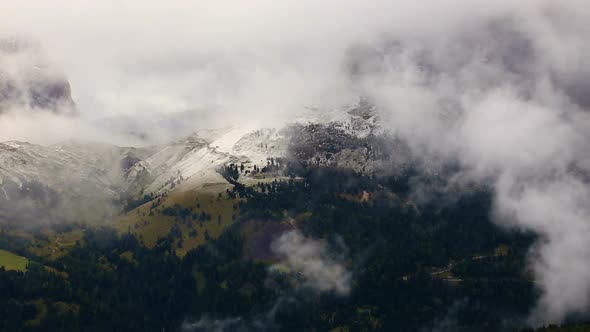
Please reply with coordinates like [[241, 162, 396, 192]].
[[285, 99, 412, 174], [0, 38, 76, 115]]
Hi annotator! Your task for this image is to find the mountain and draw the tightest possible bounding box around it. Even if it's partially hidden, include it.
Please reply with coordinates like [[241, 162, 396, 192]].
[[0, 103, 540, 331], [126, 98, 399, 196], [0, 140, 153, 224], [0, 38, 76, 115], [0, 98, 397, 224]]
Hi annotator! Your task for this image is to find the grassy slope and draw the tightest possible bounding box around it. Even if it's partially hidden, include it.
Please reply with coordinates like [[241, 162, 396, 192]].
[[14, 185, 241, 259], [0, 249, 28, 271], [115, 189, 241, 256], [17, 174, 283, 260]]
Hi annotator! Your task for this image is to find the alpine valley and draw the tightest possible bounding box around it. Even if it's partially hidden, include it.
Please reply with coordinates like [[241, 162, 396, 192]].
[[1, 9, 590, 330]]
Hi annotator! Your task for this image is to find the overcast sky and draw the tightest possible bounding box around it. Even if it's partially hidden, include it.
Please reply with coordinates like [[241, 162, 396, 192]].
[[4, 0, 580, 121]]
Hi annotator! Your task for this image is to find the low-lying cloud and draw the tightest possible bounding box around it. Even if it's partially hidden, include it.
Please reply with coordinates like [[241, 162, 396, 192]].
[[182, 316, 244, 332], [182, 297, 289, 332], [355, 5, 590, 324], [271, 230, 351, 295]]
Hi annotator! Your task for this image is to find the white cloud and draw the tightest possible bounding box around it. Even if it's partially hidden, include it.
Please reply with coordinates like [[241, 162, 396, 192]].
[[271, 230, 351, 295], [355, 4, 590, 323]]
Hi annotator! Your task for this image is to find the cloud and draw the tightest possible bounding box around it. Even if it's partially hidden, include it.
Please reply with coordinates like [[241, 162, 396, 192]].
[[271, 230, 351, 295], [0, 110, 147, 146], [182, 298, 287, 332], [0, 1, 550, 133], [496, 174, 590, 324], [2, 0, 590, 324], [351, 3, 590, 324], [181, 316, 243, 332]]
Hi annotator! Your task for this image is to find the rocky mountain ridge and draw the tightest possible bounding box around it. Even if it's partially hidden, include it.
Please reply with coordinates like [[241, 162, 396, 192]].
[[0, 98, 401, 224]]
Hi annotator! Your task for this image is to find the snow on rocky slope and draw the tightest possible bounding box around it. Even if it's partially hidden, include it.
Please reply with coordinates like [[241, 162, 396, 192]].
[[0, 97, 389, 224], [0, 140, 153, 224], [125, 133, 235, 195], [122, 98, 388, 196], [0, 141, 111, 193], [125, 125, 289, 196]]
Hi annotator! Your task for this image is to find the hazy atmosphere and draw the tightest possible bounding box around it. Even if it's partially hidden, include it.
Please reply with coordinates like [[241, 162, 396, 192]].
[[1, 1, 589, 331]]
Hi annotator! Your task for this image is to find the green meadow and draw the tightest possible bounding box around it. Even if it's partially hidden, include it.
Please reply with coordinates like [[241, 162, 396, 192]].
[[0, 249, 28, 271]]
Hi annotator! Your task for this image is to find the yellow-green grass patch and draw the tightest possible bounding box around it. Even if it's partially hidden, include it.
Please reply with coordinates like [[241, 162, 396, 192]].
[[115, 189, 242, 256], [0, 249, 28, 271]]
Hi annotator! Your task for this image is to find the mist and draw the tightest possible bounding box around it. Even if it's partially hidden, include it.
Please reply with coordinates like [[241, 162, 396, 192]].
[[352, 4, 590, 323], [2, 0, 590, 325], [271, 230, 351, 295], [1, 0, 533, 144]]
